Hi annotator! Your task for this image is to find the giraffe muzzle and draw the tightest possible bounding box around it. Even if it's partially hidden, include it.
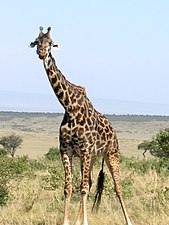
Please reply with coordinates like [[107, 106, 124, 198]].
[[37, 49, 46, 59], [38, 54, 45, 59]]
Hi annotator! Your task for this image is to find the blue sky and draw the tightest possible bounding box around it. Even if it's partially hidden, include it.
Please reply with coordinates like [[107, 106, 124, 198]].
[[1, 1, 169, 114]]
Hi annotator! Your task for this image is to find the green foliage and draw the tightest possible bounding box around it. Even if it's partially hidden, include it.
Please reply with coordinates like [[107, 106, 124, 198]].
[[0, 157, 20, 206], [0, 133, 23, 158], [44, 147, 60, 161], [100, 171, 133, 200], [42, 163, 81, 201], [0, 184, 8, 206], [120, 154, 169, 175], [138, 128, 169, 158], [0, 148, 8, 156], [0, 155, 46, 206], [121, 176, 133, 198], [44, 165, 64, 190], [29, 158, 47, 171], [153, 128, 169, 157]]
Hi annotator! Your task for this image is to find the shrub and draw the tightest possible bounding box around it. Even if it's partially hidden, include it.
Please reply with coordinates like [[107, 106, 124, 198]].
[[0, 157, 17, 206], [29, 159, 47, 171], [41, 164, 64, 191], [120, 154, 169, 175], [0, 155, 40, 206], [44, 147, 60, 161]]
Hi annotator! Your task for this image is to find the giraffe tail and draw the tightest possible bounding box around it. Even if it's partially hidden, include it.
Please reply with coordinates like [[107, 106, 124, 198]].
[[91, 158, 105, 213]]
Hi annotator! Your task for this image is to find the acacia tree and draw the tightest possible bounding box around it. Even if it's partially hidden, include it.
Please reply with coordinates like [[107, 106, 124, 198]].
[[138, 140, 154, 158], [138, 128, 169, 158], [0, 134, 23, 158]]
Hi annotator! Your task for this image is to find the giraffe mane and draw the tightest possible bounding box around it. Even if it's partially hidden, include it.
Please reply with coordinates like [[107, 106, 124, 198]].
[[67, 80, 86, 95]]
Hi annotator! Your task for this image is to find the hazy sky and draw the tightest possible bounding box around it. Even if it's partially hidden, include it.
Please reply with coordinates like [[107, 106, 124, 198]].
[[1, 1, 169, 109]]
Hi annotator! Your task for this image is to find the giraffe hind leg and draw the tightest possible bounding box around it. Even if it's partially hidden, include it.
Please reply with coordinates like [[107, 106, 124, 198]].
[[104, 152, 133, 225]]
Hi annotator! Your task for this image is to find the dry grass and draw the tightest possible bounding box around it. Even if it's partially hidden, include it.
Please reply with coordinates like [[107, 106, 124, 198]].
[[0, 166, 169, 225]]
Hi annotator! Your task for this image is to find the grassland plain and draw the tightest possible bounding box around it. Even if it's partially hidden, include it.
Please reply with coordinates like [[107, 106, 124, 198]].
[[0, 112, 169, 225], [1, 112, 169, 158]]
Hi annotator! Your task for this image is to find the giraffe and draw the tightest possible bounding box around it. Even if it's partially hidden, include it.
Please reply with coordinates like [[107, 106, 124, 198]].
[[66, 81, 86, 96], [30, 27, 133, 225]]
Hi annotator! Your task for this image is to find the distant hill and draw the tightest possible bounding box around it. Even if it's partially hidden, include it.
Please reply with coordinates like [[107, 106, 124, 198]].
[[0, 91, 63, 113], [0, 90, 169, 115]]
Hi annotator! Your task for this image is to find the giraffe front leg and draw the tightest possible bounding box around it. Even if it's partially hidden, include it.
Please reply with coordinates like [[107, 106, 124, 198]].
[[76, 192, 88, 225], [61, 151, 72, 225], [75, 154, 91, 225]]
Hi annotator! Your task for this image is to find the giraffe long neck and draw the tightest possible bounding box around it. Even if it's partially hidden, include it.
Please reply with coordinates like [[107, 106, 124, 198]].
[[43, 52, 83, 111]]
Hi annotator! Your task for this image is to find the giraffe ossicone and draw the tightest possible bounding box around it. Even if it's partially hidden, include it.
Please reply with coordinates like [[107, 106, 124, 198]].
[[39, 26, 43, 32], [30, 27, 133, 225]]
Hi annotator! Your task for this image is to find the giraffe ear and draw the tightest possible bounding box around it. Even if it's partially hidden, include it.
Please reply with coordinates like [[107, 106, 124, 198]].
[[52, 43, 59, 50], [29, 41, 37, 48]]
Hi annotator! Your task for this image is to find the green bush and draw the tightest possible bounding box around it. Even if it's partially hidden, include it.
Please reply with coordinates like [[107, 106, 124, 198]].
[[29, 158, 47, 171], [120, 154, 169, 175], [0, 157, 18, 206], [0, 155, 44, 206], [46, 165, 64, 190], [44, 147, 60, 161]]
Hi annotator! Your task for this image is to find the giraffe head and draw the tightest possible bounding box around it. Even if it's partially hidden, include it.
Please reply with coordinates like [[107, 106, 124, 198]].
[[30, 27, 58, 59]]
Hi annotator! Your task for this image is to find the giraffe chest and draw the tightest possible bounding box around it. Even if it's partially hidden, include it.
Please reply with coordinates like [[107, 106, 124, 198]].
[[59, 115, 97, 154]]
